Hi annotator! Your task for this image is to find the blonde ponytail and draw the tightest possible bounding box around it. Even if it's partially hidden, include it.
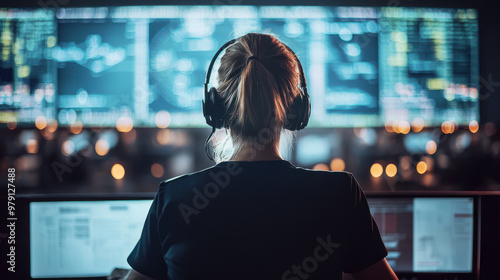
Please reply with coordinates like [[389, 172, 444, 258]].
[[214, 33, 300, 162], [238, 57, 285, 137]]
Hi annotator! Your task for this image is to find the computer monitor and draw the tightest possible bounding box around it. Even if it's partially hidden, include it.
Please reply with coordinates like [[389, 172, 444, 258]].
[[16, 194, 155, 279], [367, 195, 477, 279], [0, 5, 479, 127], [0, 9, 57, 124]]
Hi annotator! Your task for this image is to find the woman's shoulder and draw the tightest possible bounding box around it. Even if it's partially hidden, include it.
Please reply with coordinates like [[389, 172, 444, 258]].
[[155, 163, 237, 193], [293, 166, 357, 184]]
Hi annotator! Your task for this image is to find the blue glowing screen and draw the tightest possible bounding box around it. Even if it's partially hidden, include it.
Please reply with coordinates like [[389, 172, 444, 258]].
[[0, 6, 479, 127]]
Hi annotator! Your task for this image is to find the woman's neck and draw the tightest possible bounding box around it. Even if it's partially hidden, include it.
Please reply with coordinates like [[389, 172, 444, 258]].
[[231, 143, 282, 161]]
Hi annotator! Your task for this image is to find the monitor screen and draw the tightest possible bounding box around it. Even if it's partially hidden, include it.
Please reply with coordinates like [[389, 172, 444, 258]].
[[29, 199, 153, 278], [0, 6, 479, 127], [0, 9, 57, 124], [367, 197, 475, 272]]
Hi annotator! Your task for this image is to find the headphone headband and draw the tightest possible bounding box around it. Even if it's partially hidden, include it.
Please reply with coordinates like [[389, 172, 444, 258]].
[[204, 38, 237, 90]]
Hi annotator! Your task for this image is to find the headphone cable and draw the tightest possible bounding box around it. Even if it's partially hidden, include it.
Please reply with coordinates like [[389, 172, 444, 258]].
[[204, 126, 216, 162]]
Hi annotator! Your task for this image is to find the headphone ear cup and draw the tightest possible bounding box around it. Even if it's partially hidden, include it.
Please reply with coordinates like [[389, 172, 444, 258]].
[[203, 87, 217, 127], [285, 93, 302, 131], [285, 88, 311, 131], [299, 89, 311, 130], [210, 87, 225, 129], [294, 94, 305, 131]]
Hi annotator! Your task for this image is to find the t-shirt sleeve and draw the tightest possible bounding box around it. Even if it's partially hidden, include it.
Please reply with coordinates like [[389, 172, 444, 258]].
[[342, 173, 388, 273], [127, 190, 168, 279]]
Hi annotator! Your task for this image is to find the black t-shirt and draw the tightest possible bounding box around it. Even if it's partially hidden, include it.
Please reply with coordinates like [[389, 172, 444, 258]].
[[127, 160, 388, 280]]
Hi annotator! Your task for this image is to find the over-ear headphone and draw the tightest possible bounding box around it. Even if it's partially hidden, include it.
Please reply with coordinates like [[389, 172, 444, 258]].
[[202, 37, 311, 131]]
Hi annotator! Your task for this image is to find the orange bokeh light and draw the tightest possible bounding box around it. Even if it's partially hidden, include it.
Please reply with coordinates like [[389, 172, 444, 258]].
[[111, 164, 125, 180], [35, 116, 47, 130], [416, 161, 428, 174], [411, 118, 424, 133], [70, 121, 83, 134], [441, 121, 454, 134], [313, 163, 329, 171], [95, 139, 110, 156], [385, 164, 397, 177], [370, 163, 383, 178], [116, 117, 133, 133], [469, 120, 479, 133], [330, 158, 345, 171]]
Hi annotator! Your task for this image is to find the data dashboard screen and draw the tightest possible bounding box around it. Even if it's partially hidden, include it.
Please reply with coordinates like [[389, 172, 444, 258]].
[[367, 197, 475, 272], [0, 6, 479, 127], [30, 199, 153, 278], [0, 9, 57, 124]]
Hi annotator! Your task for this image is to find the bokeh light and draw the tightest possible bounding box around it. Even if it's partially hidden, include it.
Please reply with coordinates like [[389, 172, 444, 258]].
[[411, 118, 424, 133], [385, 163, 397, 177], [155, 111, 171, 128], [26, 139, 38, 154], [151, 163, 165, 178], [330, 158, 345, 171], [70, 121, 83, 134], [7, 117, 17, 130], [426, 140, 437, 155], [416, 161, 428, 174], [385, 121, 394, 133], [353, 128, 367, 138], [41, 129, 55, 140], [116, 117, 133, 133], [392, 122, 401, 134], [111, 164, 125, 180], [469, 120, 479, 133], [370, 163, 383, 178], [441, 121, 455, 134], [35, 115, 47, 130], [62, 140, 75, 156], [156, 129, 171, 145], [313, 163, 329, 171], [398, 121, 411, 134], [95, 139, 110, 156], [47, 119, 58, 133]]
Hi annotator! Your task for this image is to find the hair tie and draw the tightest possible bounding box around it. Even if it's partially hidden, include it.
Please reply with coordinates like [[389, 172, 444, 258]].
[[246, 56, 258, 65]]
